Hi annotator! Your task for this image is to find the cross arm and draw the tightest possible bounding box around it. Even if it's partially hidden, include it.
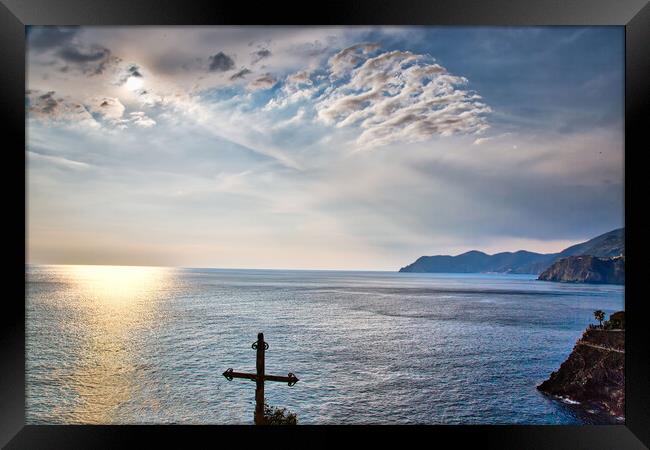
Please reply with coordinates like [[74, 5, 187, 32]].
[[264, 373, 299, 385], [223, 368, 299, 386], [223, 369, 257, 381]]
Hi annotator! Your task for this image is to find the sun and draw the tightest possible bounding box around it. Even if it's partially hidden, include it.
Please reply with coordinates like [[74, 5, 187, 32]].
[[125, 76, 144, 91]]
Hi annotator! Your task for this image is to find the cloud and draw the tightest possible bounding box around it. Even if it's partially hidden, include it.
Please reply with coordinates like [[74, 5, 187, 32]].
[[56, 44, 115, 75], [27, 27, 117, 76], [473, 132, 512, 145], [28, 27, 79, 51], [56, 44, 120, 75], [251, 48, 271, 64], [272, 107, 307, 129], [473, 137, 492, 145], [27, 90, 156, 130], [31, 90, 58, 113], [126, 64, 143, 78], [208, 52, 235, 72], [289, 39, 332, 58], [328, 43, 380, 78], [264, 70, 316, 110], [286, 70, 312, 86], [252, 42, 491, 149], [88, 97, 126, 122], [27, 150, 91, 170], [116, 63, 145, 86], [136, 89, 167, 108], [129, 111, 157, 128], [28, 36, 491, 151], [401, 136, 623, 240], [27, 90, 99, 128], [229, 67, 252, 80], [312, 47, 491, 149], [58, 45, 110, 63], [248, 73, 277, 91]]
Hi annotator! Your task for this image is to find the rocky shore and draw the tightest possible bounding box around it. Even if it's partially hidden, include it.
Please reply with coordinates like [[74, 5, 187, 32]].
[[537, 255, 624, 284], [537, 325, 624, 420]]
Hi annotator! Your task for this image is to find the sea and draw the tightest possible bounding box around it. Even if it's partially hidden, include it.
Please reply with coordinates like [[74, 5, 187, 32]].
[[25, 264, 625, 424]]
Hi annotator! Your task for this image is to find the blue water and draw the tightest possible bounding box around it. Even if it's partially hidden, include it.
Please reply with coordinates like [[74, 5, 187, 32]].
[[25, 265, 624, 424]]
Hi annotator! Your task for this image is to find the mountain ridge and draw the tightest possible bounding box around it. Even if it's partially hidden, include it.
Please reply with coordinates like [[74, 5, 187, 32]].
[[399, 228, 624, 275]]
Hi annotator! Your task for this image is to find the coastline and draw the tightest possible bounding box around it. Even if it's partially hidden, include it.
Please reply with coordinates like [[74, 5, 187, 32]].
[[537, 326, 625, 422]]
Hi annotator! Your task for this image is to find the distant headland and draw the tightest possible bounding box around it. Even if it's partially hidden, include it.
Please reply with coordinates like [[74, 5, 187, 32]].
[[399, 228, 624, 283]]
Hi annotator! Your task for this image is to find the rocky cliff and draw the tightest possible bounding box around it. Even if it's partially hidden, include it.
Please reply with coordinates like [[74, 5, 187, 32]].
[[537, 327, 624, 420], [537, 255, 624, 284]]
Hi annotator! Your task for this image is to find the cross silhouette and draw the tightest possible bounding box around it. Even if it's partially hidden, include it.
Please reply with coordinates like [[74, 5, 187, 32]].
[[223, 333, 299, 424]]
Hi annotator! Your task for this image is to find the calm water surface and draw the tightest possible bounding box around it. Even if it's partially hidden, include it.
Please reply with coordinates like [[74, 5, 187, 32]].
[[26, 265, 624, 424]]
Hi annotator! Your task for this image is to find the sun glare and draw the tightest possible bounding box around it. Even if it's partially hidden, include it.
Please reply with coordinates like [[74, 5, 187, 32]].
[[124, 76, 144, 91], [68, 265, 168, 307]]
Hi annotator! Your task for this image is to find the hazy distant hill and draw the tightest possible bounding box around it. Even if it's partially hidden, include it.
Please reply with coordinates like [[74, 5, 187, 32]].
[[399, 228, 624, 275]]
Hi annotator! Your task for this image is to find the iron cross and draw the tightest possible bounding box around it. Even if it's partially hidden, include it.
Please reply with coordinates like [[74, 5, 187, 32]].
[[223, 333, 299, 425]]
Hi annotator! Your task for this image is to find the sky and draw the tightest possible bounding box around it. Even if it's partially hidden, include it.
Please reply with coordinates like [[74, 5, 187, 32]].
[[26, 26, 624, 270]]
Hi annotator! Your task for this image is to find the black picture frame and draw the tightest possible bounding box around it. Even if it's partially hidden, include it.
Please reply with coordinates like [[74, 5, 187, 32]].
[[2, 0, 648, 447]]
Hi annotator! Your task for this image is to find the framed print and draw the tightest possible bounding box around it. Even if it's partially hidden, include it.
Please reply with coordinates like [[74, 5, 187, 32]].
[[1, 0, 649, 447]]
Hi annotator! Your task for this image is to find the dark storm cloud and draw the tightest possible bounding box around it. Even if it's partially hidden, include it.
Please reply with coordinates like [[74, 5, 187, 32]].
[[27, 27, 115, 76], [27, 27, 79, 51], [229, 68, 252, 80], [126, 64, 143, 77], [35, 91, 59, 113], [115, 64, 145, 86], [55, 44, 115, 75], [91, 57, 115, 75], [57, 45, 111, 63], [251, 48, 271, 64], [208, 52, 235, 72]]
